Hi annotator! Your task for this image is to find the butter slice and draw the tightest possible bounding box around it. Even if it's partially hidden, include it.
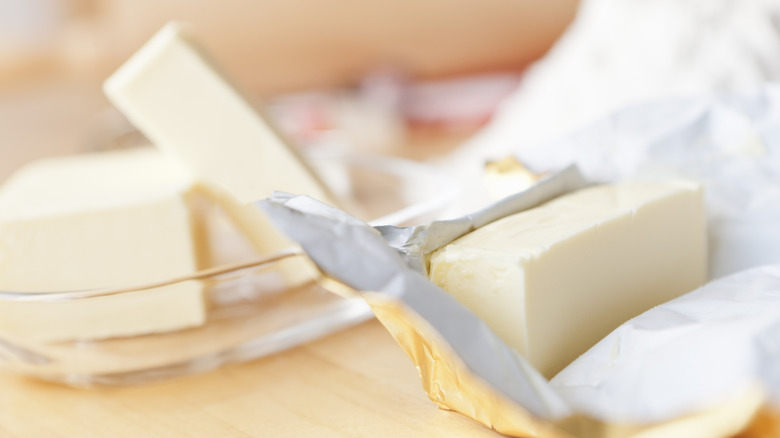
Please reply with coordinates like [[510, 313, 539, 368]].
[[429, 182, 707, 378], [103, 22, 332, 284], [0, 148, 205, 341]]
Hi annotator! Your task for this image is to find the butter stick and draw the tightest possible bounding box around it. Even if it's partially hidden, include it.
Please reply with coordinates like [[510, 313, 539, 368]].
[[104, 22, 332, 284], [429, 182, 707, 378]]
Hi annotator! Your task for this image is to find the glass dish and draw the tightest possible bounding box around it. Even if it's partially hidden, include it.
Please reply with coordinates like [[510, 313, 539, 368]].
[[0, 151, 458, 386]]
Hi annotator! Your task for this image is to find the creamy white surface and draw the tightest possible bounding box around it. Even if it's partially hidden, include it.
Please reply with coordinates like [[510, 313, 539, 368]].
[[429, 182, 707, 378], [0, 148, 205, 341], [104, 22, 329, 285]]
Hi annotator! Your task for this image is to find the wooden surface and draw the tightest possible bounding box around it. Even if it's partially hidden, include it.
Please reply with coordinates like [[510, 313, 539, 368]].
[[0, 79, 498, 438], [0, 320, 502, 438]]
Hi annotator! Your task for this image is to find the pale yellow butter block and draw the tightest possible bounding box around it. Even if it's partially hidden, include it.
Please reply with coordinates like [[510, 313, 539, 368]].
[[429, 182, 707, 379], [0, 148, 206, 342], [103, 22, 332, 285]]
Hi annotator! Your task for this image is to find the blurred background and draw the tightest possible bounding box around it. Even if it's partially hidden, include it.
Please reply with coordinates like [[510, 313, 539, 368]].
[[0, 0, 577, 182], [0, 0, 576, 93], [4, 0, 780, 185]]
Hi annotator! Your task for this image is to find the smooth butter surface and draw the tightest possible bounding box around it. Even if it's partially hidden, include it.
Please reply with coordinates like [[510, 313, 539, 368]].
[[0, 148, 206, 341], [429, 182, 707, 379], [104, 22, 328, 285]]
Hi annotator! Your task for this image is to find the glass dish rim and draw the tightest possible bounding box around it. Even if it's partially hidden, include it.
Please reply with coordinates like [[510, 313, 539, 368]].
[[0, 150, 458, 301]]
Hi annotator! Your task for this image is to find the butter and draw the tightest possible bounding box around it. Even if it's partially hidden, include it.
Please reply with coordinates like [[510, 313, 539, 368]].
[[429, 182, 707, 378], [0, 148, 206, 341], [103, 22, 333, 285]]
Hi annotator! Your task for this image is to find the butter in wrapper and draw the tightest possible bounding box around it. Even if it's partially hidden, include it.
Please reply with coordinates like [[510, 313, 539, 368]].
[[258, 166, 780, 437], [259, 167, 586, 437]]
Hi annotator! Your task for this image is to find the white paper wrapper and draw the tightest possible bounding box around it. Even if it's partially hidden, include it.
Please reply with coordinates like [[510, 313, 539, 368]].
[[552, 264, 780, 423]]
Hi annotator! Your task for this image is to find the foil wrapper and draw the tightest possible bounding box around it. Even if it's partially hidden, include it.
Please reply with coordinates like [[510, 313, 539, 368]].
[[260, 189, 780, 437], [259, 88, 780, 437]]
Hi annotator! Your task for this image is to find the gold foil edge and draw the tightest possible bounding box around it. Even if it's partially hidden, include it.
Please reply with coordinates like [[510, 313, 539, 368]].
[[361, 291, 574, 438], [321, 277, 771, 438], [484, 156, 549, 200]]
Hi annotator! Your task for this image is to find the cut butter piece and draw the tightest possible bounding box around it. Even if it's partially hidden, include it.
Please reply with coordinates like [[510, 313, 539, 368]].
[[0, 148, 206, 341], [429, 182, 707, 379], [103, 22, 333, 285]]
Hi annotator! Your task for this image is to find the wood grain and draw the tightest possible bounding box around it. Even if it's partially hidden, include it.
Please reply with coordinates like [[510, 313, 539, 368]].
[[0, 320, 502, 438]]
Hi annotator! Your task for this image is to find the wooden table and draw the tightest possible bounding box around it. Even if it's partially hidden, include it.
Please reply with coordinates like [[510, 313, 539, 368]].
[[0, 78, 499, 438], [0, 320, 502, 437]]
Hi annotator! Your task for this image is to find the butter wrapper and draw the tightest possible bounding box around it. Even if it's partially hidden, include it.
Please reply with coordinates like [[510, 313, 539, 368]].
[[259, 164, 780, 437]]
